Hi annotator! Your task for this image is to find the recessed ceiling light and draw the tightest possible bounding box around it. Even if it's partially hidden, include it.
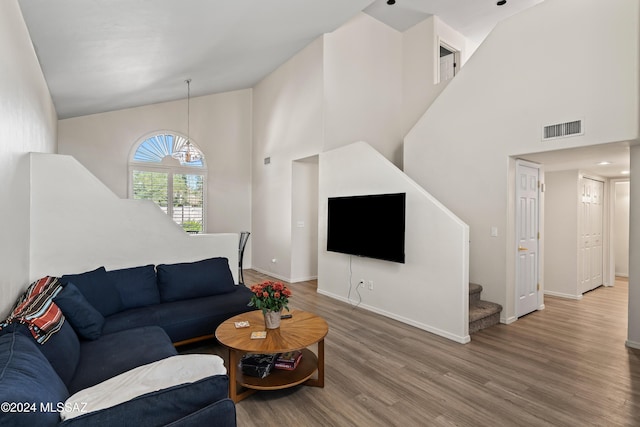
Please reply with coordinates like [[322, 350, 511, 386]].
[[597, 161, 612, 166], [621, 170, 630, 175]]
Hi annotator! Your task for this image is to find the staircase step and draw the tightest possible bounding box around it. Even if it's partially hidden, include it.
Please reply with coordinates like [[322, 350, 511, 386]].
[[469, 300, 503, 334], [469, 282, 482, 303]]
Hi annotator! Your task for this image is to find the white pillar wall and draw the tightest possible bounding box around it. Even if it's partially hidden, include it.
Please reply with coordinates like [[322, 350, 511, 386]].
[[627, 145, 640, 348]]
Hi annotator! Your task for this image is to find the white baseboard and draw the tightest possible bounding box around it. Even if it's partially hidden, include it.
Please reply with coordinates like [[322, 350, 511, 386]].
[[544, 290, 583, 300], [250, 267, 317, 284], [625, 340, 640, 350], [316, 289, 471, 344], [502, 315, 517, 325], [250, 267, 291, 283], [502, 306, 544, 325], [289, 275, 318, 283]]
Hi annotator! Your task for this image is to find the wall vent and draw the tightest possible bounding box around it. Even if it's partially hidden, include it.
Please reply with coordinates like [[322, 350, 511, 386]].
[[542, 120, 583, 141]]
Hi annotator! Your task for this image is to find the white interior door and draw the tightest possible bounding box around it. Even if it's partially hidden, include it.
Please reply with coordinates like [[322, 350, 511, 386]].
[[440, 54, 455, 81], [579, 177, 604, 293], [516, 161, 540, 317]]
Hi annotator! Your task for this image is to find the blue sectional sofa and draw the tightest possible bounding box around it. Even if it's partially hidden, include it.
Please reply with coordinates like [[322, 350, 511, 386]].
[[59, 256, 255, 344], [0, 257, 255, 426]]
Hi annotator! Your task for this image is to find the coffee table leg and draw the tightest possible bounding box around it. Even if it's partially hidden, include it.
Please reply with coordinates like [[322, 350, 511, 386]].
[[305, 338, 325, 388], [227, 349, 257, 403], [228, 348, 239, 402], [317, 338, 325, 387]]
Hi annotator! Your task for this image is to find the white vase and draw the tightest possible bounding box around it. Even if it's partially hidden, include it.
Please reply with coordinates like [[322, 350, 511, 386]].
[[264, 310, 282, 329]]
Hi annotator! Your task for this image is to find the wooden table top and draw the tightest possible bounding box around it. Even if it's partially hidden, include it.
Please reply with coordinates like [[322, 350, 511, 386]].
[[215, 309, 328, 353]]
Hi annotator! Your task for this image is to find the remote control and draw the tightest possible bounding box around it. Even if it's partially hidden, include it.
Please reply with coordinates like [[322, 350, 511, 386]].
[[280, 314, 292, 319]]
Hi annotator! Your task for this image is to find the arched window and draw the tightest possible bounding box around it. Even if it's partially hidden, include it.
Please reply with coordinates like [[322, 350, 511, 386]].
[[128, 132, 207, 233]]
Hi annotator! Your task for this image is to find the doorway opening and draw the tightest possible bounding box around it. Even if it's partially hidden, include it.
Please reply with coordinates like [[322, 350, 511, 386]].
[[291, 155, 319, 282], [511, 142, 630, 316], [613, 180, 630, 278], [439, 42, 459, 83]]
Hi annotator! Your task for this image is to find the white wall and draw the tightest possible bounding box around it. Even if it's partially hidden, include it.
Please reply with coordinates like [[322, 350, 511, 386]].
[[0, 0, 58, 317], [544, 170, 580, 299], [402, 16, 467, 136], [57, 89, 253, 266], [404, 0, 639, 322], [323, 13, 403, 166], [251, 38, 325, 281], [614, 181, 630, 277], [318, 142, 470, 343], [252, 12, 434, 281], [29, 153, 239, 281]]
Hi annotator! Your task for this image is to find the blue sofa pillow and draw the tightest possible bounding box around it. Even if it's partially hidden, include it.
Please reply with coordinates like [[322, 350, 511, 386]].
[[0, 331, 69, 427], [106, 265, 160, 310], [156, 257, 236, 302], [55, 283, 105, 340], [61, 266, 123, 317]]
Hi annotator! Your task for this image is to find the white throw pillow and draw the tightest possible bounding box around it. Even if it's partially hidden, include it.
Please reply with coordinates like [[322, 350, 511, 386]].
[[61, 354, 227, 421]]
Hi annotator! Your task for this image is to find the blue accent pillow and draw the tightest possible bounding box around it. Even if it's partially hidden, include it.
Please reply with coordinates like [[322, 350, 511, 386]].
[[0, 331, 69, 427], [54, 283, 105, 340], [107, 264, 161, 310], [60, 266, 123, 317], [156, 257, 236, 302]]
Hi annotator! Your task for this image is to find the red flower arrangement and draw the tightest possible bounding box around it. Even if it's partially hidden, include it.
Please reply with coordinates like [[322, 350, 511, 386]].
[[248, 280, 292, 313]]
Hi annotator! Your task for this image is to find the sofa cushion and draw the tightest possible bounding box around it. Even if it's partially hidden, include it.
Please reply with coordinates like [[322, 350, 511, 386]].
[[61, 354, 226, 421], [0, 331, 69, 427], [154, 285, 255, 342], [156, 257, 236, 302], [67, 326, 177, 394], [101, 306, 160, 336], [55, 283, 105, 340], [36, 321, 81, 387], [61, 267, 123, 317], [106, 264, 161, 310]]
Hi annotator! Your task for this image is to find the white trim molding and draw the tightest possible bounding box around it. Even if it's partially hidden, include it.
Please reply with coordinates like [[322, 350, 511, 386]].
[[544, 290, 583, 300], [625, 340, 640, 350]]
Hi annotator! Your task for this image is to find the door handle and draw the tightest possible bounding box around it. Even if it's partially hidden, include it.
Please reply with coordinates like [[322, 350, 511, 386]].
[[518, 246, 528, 251]]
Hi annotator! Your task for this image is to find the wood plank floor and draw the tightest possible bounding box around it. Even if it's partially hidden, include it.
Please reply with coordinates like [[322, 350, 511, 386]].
[[179, 272, 640, 426]]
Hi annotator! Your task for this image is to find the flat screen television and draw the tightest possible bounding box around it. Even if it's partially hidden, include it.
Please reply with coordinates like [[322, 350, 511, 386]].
[[327, 193, 405, 263]]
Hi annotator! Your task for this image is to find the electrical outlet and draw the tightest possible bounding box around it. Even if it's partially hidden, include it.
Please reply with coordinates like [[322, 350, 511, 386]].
[[368, 280, 374, 291]]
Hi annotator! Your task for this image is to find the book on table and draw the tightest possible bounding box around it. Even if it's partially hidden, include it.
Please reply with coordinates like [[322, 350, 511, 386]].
[[274, 351, 303, 370]]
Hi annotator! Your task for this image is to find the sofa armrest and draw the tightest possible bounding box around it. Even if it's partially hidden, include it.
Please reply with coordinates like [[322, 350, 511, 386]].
[[59, 375, 231, 427]]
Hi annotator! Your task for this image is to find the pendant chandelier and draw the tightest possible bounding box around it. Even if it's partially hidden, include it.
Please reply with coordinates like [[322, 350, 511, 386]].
[[172, 78, 202, 163]]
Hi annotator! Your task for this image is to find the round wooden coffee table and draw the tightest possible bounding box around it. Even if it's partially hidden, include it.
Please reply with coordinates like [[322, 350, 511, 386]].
[[215, 309, 329, 402]]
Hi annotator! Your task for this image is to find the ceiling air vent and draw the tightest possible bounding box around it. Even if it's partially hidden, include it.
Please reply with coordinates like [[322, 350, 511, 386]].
[[542, 120, 583, 141]]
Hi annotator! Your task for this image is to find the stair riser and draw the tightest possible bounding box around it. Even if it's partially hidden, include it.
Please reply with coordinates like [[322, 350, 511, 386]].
[[469, 291, 481, 304], [469, 312, 501, 334], [468, 283, 502, 334], [469, 283, 483, 305]]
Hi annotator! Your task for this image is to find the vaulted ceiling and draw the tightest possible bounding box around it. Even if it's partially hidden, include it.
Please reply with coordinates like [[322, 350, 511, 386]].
[[18, 0, 542, 119]]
